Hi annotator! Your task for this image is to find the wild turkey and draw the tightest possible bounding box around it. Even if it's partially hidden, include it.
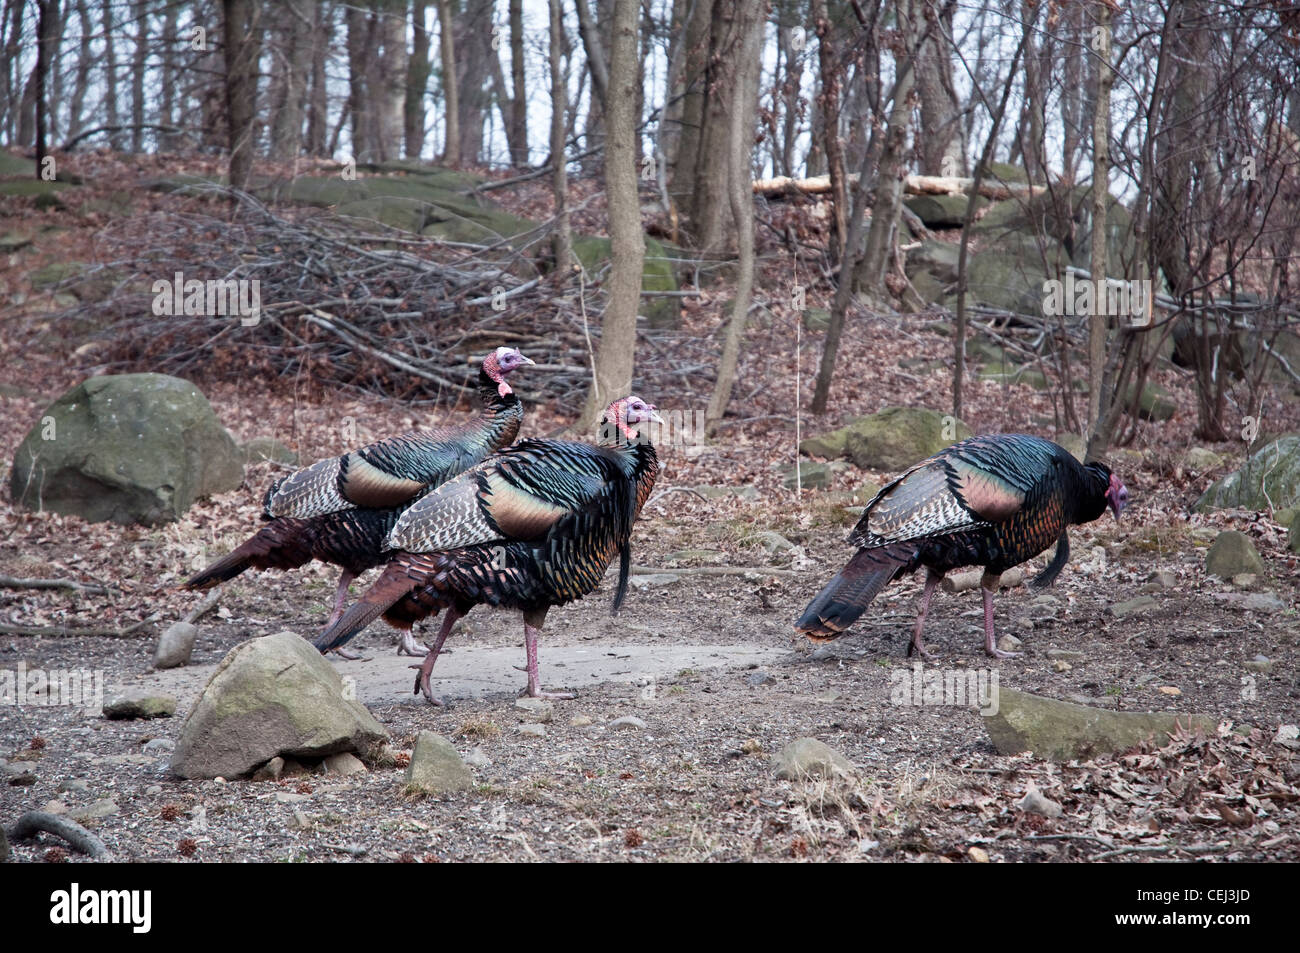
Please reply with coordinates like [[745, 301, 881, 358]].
[[795, 433, 1129, 658], [314, 395, 662, 704], [183, 347, 534, 656]]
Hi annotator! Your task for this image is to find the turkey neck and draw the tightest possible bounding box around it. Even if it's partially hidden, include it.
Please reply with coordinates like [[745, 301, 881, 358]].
[[1070, 461, 1111, 524], [474, 365, 523, 450]]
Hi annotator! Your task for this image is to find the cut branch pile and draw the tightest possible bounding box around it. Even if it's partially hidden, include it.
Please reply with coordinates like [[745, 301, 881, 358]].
[[48, 188, 711, 411]]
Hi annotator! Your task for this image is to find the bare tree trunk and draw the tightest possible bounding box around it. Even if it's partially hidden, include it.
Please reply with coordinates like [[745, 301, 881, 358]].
[[67, 0, 94, 143], [223, 0, 263, 190], [305, 0, 329, 155], [705, 1, 766, 434], [376, 0, 408, 160], [406, 0, 431, 158], [915, 0, 961, 175], [270, 0, 314, 160], [549, 0, 572, 272], [156, 0, 179, 150], [508, 0, 527, 165], [454, 0, 493, 165], [1084, 2, 1113, 460], [813, 0, 846, 263], [580, 0, 643, 428], [855, 0, 916, 295], [131, 0, 146, 152], [438, 0, 460, 163], [667, 0, 712, 218], [34, 0, 59, 167], [101, 0, 122, 150]]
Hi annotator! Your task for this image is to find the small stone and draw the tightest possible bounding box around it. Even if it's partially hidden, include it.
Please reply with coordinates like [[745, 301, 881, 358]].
[[1109, 596, 1158, 619], [771, 738, 856, 780], [252, 756, 285, 782], [42, 800, 68, 815], [153, 621, 198, 669], [463, 748, 492, 768], [291, 809, 312, 830], [1232, 573, 1258, 589], [515, 697, 554, 722], [1017, 787, 1062, 819], [1182, 447, 1223, 471], [858, 839, 879, 854], [1052, 660, 1073, 673], [57, 778, 90, 793], [9, 772, 37, 786], [1244, 657, 1272, 674], [72, 798, 119, 821], [997, 634, 1024, 653], [1015, 617, 1035, 632], [1146, 570, 1176, 589], [609, 716, 647, 731], [1205, 530, 1266, 579], [1241, 592, 1288, 613], [517, 723, 547, 738], [783, 462, 831, 490], [568, 715, 594, 728], [144, 785, 162, 796], [968, 846, 990, 863], [242, 437, 298, 465], [275, 791, 311, 804], [321, 752, 367, 776], [142, 738, 174, 756], [405, 731, 472, 794], [741, 739, 763, 755], [749, 531, 795, 553], [1273, 725, 1299, 748], [810, 646, 837, 662], [746, 671, 775, 687], [1045, 650, 1085, 662], [103, 691, 177, 720]]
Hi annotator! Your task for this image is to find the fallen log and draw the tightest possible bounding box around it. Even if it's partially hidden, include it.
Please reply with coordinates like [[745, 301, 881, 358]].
[[752, 173, 1047, 201]]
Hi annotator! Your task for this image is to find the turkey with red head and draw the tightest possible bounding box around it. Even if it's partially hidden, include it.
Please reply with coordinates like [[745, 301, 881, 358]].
[[314, 395, 662, 704], [183, 347, 534, 656], [795, 433, 1129, 658]]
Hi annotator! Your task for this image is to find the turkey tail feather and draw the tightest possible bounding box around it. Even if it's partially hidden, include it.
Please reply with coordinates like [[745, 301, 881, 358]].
[[313, 563, 418, 653], [795, 548, 907, 637], [182, 520, 315, 590]]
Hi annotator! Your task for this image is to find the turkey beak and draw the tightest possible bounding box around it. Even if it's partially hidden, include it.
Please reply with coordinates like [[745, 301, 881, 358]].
[[648, 407, 665, 424], [518, 354, 535, 366]]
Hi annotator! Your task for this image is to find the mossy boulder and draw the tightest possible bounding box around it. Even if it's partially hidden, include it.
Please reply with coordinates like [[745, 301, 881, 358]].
[[0, 150, 38, 176], [572, 235, 680, 329], [170, 631, 388, 780], [1289, 512, 1300, 554], [1194, 435, 1300, 513], [978, 361, 1049, 390], [803, 407, 971, 470], [1121, 381, 1177, 422], [904, 193, 985, 228], [1204, 531, 1266, 579], [9, 374, 244, 525], [983, 688, 1217, 760]]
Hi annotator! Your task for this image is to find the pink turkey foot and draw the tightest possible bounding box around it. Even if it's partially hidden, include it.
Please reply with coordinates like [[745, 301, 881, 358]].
[[409, 611, 459, 706], [518, 622, 576, 700], [396, 630, 430, 657], [981, 586, 1021, 659], [320, 571, 368, 660], [906, 573, 940, 660]]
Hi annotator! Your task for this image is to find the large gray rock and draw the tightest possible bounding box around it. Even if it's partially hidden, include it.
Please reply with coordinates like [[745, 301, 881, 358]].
[[904, 193, 985, 228], [1204, 531, 1266, 579], [771, 738, 856, 780], [800, 407, 971, 470], [103, 691, 176, 720], [405, 732, 473, 794], [9, 374, 244, 525], [1194, 436, 1300, 513], [982, 688, 1217, 761], [154, 621, 198, 669], [170, 631, 387, 779], [1290, 512, 1300, 554]]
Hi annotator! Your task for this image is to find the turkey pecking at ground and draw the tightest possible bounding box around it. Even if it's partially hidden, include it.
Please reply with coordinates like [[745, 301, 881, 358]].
[[795, 433, 1129, 659], [182, 347, 534, 657], [313, 395, 662, 704]]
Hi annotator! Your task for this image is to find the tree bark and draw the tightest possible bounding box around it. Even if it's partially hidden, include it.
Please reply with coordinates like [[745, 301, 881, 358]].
[[508, 0, 528, 165], [812, 0, 847, 263], [270, 0, 314, 161], [705, 1, 766, 434], [377, 0, 408, 160], [130, 0, 146, 152], [223, 0, 263, 190], [549, 0, 572, 272], [580, 0, 643, 428], [438, 0, 460, 163], [1084, 2, 1113, 460], [34, 0, 59, 167]]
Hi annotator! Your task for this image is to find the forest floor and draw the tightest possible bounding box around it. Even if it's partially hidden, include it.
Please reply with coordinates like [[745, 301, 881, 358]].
[[1, 152, 1299, 862]]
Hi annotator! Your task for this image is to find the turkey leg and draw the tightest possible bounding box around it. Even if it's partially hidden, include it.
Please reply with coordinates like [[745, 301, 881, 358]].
[[518, 609, 575, 700], [322, 571, 369, 661], [410, 608, 461, 706], [981, 579, 1021, 659], [906, 571, 942, 659]]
